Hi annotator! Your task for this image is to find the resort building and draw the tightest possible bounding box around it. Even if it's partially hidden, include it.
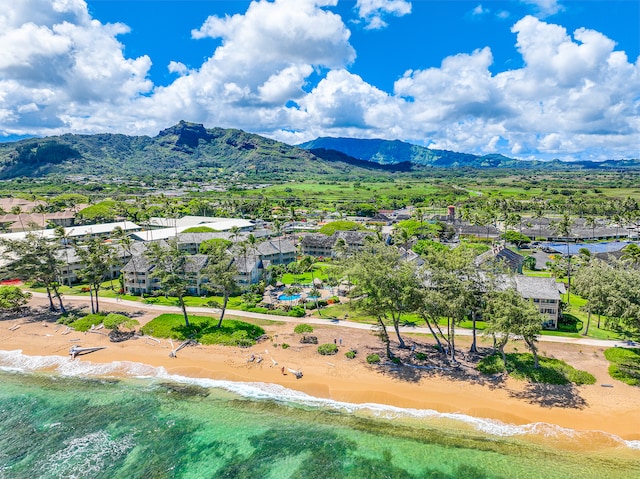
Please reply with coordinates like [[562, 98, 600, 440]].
[[300, 231, 377, 257], [511, 276, 564, 329]]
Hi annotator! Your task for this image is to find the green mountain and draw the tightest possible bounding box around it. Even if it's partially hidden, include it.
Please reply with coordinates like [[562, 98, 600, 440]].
[[299, 137, 640, 169], [0, 122, 407, 181]]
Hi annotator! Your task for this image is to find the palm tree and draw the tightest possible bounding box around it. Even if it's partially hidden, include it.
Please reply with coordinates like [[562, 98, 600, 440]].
[[621, 243, 640, 268], [10, 206, 25, 231], [32, 203, 48, 230], [584, 216, 597, 240], [551, 213, 575, 304]]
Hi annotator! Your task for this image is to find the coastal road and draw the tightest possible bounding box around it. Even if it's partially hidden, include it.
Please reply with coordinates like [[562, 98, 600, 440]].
[[30, 292, 632, 349]]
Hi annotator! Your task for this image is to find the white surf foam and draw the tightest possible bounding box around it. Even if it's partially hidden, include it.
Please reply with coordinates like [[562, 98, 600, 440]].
[[1, 349, 638, 450]]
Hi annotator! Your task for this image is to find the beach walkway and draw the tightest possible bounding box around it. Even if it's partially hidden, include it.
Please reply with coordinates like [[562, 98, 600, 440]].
[[29, 292, 629, 348]]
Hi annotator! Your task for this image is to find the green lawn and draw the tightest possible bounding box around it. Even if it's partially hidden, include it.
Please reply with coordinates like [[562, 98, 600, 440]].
[[141, 314, 265, 346], [523, 270, 553, 278], [28, 280, 245, 309], [604, 347, 640, 386], [477, 353, 596, 385], [277, 262, 335, 285]]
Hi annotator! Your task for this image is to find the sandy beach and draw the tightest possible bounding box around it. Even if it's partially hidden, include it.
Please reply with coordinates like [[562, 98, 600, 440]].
[[2, 295, 639, 443]]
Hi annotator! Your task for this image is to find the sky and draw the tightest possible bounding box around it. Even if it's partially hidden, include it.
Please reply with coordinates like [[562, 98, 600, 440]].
[[0, 0, 638, 162]]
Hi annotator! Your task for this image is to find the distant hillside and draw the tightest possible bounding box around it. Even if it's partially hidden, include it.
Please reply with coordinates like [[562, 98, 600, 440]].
[[2, 126, 638, 181], [299, 137, 640, 169], [0, 122, 403, 181]]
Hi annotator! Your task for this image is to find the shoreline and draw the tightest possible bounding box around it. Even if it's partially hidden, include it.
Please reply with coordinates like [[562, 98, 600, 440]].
[[2, 299, 640, 445]]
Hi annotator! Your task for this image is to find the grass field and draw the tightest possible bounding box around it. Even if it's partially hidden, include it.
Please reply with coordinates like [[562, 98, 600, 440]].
[[477, 352, 596, 385], [604, 347, 640, 386], [141, 313, 265, 346]]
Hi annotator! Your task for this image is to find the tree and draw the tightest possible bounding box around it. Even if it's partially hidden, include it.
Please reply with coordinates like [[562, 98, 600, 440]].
[[10, 205, 25, 232], [0, 233, 66, 313], [621, 243, 640, 268], [75, 238, 116, 314], [145, 238, 191, 327], [199, 238, 233, 255], [484, 288, 544, 368], [344, 243, 418, 358], [419, 247, 486, 360], [0, 286, 32, 311], [54, 226, 74, 286], [201, 242, 238, 328], [501, 230, 531, 248], [111, 226, 140, 294], [572, 259, 615, 335], [550, 213, 575, 303], [522, 255, 537, 271]]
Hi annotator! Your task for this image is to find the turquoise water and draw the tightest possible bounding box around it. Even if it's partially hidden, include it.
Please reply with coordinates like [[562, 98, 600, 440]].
[[1, 350, 639, 479], [278, 294, 301, 301]]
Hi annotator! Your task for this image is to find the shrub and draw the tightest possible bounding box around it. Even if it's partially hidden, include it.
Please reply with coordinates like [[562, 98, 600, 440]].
[[281, 343, 290, 349], [477, 354, 506, 375], [103, 313, 139, 331], [294, 324, 314, 334], [317, 343, 338, 355], [345, 350, 356, 359], [288, 307, 306, 317], [0, 286, 31, 311], [229, 330, 254, 348], [70, 313, 106, 332], [415, 352, 428, 361], [366, 353, 381, 364], [391, 357, 401, 365]]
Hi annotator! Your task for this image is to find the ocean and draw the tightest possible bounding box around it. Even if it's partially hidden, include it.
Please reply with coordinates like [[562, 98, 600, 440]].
[[1, 350, 638, 479]]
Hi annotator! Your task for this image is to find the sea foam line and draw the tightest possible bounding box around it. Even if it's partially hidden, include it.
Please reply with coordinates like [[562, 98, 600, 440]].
[[1, 349, 638, 450]]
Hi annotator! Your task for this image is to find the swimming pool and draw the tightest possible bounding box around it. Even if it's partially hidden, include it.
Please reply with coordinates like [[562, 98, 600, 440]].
[[278, 294, 301, 301]]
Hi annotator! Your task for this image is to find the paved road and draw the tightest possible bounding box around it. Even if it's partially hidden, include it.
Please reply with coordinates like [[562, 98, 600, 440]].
[[30, 292, 633, 348]]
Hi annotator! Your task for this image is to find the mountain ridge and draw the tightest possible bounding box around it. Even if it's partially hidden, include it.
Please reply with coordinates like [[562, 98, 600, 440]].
[[298, 137, 640, 169], [1, 123, 638, 181], [0, 121, 407, 181]]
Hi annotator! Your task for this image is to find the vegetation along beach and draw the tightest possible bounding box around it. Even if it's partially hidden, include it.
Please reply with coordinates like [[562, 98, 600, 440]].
[[1, 1, 640, 478]]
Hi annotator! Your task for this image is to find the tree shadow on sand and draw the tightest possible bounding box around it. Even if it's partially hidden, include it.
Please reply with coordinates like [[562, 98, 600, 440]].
[[374, 343, 507, 389], [509, 383, 588, 409]]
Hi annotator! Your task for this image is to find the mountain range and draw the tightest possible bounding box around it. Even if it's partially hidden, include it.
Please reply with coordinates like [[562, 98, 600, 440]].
[[0, 121, 637, 181], [299, 137, 640, 170]]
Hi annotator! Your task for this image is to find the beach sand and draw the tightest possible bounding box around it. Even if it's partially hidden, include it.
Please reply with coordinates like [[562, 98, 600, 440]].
[[2, 296, 639, 443]]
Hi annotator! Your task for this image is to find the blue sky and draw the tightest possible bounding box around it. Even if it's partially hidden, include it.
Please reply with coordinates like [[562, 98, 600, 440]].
[[0, 1, 638, 161]]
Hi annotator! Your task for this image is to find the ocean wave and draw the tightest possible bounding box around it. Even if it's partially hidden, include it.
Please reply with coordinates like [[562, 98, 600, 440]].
[[1, 349, 638, 450]]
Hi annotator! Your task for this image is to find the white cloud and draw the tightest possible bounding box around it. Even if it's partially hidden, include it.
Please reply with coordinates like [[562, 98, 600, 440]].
[[471, 4, 490, 17], [521, 0, 563, 18], [0, 0, 152, 134], [355, 0, 412, 30], [390, 15, 639, 159], [0, 1, 637, 162], [168, 61, 188, 76]]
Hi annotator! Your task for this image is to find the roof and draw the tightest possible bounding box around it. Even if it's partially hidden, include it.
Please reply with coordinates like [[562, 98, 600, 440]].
[[475, 245, 524, 271], [0, 221, 140, 242], [122, 253, 209, 274], [255, 239, 296, 256], [234, 255, 261, 273], [148, 216, 255, 231], [513, 276, 562, 301], [122, 255, 154, 273]]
